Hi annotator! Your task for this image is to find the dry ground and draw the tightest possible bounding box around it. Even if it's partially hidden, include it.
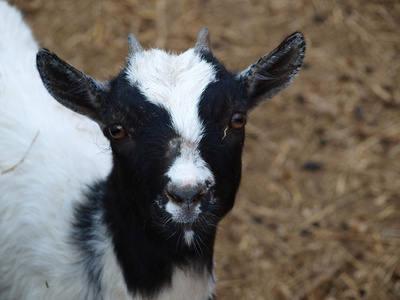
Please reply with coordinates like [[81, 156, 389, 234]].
[[7, 0, 400, 299]]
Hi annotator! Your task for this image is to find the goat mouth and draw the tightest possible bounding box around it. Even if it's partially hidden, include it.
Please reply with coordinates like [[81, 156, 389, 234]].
[[153, 194, 220, 230], [170, 214, 199, 227], [174, 223, 194, 231]]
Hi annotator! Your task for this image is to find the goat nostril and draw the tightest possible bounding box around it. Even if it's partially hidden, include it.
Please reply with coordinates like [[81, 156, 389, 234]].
[[166, 185, 206, 205], [166, 189, 182, 203]]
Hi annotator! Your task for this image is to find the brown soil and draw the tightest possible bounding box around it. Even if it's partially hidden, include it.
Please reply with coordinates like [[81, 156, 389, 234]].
[[8, 0, 400, 299]]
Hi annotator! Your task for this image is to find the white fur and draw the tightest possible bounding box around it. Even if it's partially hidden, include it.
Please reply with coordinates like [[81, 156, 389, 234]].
[[184, 230, 195, 246], [165, 200, 202, 223], [166, 142, 214, 188], [0, 2, 120, 299], [0, 3, 215, 299], [157, 267, 215, 300], [165, 144, 214, 222], [125, 48, 216, 144], [126, 47, 217, 226]]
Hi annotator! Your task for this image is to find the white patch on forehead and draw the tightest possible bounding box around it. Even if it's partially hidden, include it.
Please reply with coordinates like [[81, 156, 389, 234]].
[[125, 49, 216, 143]]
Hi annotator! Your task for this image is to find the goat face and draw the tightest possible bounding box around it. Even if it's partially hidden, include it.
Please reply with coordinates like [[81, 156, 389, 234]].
[[36, 29, 305, 249], [99, 47, 245, 247]]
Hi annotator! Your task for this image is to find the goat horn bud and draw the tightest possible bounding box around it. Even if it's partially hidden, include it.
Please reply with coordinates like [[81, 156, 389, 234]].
[[127, 33, 143, 55], [195, 28, 211, 52]]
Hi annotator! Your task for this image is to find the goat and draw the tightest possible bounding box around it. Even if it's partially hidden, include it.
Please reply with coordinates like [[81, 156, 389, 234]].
[[0, 2, 306, 299]]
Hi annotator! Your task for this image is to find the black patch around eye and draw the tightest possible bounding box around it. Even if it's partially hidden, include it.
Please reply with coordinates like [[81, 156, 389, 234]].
[[108, 124, 126, 140], [198, 74, 244, 125], [104, 73, 176, 140]]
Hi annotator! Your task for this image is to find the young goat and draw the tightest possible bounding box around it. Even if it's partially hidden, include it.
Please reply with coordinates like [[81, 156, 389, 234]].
[[0, 2, 305, 299]]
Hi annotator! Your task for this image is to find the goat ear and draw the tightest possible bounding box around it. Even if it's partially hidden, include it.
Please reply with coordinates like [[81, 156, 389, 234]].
[[36, 49, 108, 124], [237, 32, 306, 110]]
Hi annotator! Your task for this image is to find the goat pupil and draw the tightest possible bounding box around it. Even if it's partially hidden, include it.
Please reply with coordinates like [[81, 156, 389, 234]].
[[109, 124, 125, 139]]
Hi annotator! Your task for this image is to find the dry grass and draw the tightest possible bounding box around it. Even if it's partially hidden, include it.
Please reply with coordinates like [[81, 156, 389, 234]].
[[7, 0, 400, 299]]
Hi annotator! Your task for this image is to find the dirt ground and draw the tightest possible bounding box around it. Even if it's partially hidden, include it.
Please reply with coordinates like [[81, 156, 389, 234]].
[[7, 0, 400, 299]]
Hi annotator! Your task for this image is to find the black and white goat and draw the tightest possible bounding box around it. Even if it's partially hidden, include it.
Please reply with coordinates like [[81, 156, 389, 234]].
[[0, 2, 305, 299]]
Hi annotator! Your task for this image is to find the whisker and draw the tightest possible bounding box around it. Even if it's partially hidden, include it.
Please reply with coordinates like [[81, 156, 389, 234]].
[[165, 230, 177, 242]]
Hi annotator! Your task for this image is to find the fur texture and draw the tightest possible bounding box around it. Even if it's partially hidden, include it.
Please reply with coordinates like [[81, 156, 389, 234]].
[[0, 2, 305, 299], [0, 2, 113, 299]]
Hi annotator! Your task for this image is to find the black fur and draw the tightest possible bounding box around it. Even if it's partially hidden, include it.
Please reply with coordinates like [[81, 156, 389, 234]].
[[37, 31, 306, 299], [72, 184, 106, 299], [70, 65, 241, 297]]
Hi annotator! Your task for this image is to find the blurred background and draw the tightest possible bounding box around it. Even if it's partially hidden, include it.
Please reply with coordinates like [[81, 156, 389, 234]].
[[7, 0, 400, 299]]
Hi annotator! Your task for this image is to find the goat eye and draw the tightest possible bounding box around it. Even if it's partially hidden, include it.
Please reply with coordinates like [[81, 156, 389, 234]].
[[108, 124, 126, 140], [230, 112, 247, 129]]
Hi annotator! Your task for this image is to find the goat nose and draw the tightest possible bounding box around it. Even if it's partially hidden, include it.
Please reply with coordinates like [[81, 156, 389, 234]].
[[166, 184, 206, 205]]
